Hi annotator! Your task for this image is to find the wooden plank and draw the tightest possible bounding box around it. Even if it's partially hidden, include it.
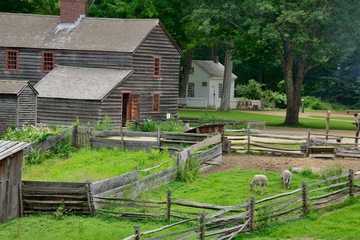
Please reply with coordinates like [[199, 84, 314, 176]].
[[141, 217, 199, 235], [143, 227, 198, 240], [311, 191, 349, 206], [91, 170, 139, 195], [22, 180, 87, 188], [308, 173, 349, 187], [93, 196, 166, 205], [95, 209, 165, 217], [93, 201, 166, 210], [256, 205, 302, 222], [171, 197, 247, 212], [255, 189, 302, 204], [204, 224, 246, 237], [309, 187, 349, 201], [206, 211, 248, 225], [250, 143, 301, 152], [255, 195, 301, 211], [197, 145, 222, 164], [308, 180, 349, 191], [188, 135, 221, 155], [251, 135, 306, 141]]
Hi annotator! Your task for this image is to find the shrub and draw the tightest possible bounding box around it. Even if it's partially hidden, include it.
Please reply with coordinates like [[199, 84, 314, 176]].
[[199, 111, 219, 124], [93, 115, 113, 131], [0, 123, 62, 143], [235, 79, 265, 100], [24, 147, 50, 165], [264, 90, 287, 109], [52, 129, 73, 158]]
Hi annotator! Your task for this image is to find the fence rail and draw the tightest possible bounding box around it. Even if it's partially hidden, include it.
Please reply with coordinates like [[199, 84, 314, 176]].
[[227, 128, 360, 157], [121, 169, 360, 239]]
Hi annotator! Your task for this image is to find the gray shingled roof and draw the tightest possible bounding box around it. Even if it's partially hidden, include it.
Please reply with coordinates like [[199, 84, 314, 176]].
[[0, 13, 159, 52], [0, 80, 38, 95], [193, 60, 237, 79], [0, 141, 28, 160], [35, 66, 133, 101]]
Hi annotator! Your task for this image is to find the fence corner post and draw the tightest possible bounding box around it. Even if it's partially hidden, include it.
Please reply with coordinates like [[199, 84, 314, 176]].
[[247, 125, 250, 152], [134, 225, 141, 240], [165, 189, 171, 221], [199, 210, 206, 240], [306, 129, 311, 157], [248, 196, 255, 232], [349, 169, 354, 197], [302, 181, 309, 215], [157, 126, 161, 149]]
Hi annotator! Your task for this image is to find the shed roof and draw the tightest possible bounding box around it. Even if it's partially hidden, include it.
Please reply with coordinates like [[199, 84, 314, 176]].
[[0, 12, 159, 53], [0, 80, 38, 95], [35, 66, 133, 101], [0, 141, 28, 160], [193, 60, 237, 79]]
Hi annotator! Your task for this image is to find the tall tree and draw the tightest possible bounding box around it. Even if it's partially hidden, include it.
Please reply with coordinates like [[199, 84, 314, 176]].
[[236, 0, 359, 124]]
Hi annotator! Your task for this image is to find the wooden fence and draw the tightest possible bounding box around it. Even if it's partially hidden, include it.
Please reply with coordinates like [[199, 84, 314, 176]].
[[75, 126, 211, 154], [21, 180, 95, 215], [120, 170, 360, 239], [227, 128, 360, 158], [91, 134, 223, 198]]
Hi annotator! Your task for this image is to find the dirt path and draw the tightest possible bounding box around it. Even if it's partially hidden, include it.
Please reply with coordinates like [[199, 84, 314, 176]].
[[204, 153, 360, 176]]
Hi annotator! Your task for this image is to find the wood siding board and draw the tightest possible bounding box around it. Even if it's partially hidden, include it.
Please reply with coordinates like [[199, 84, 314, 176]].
[[0, 95, 17, 134]]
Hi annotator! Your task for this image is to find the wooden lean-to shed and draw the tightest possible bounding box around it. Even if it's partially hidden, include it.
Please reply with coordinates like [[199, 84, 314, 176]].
[[0, 80, 38, 134], [35, 66, 133, 129], [0, 141, 28, 223]]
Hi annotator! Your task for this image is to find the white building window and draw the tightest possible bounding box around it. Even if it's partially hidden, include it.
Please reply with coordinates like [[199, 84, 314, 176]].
[[188, 83, 195, 97], [219, 83, 223, 98]]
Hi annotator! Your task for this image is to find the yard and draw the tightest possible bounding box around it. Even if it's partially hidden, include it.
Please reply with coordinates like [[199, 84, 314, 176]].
[[2, 160, 360, 239]]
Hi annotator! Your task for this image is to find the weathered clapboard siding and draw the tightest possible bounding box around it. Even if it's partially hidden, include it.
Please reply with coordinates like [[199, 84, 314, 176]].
[[0, 48, 133, 85], [117, 24, 181, 121], [100, 88, 122, 130], [17, 86, 37, 126], [0, 146, 24, 223], [37, 98, 102, 126], [0, 95, 16, 134]]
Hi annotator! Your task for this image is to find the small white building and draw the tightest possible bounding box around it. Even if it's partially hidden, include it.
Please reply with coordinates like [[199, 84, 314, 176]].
[[179, 59, 238, 109]]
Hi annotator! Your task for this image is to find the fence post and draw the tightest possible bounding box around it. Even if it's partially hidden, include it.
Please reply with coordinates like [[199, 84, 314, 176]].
[[166, 190, 171, 221], [306, 129, 311, 157], [86, 122, 91, 148], [349, 169, 354, 197], [248, 196, 255, 232], [325, 110, 330, 146], [199, 210, 206, 240], [247, 125, 250, 152], [302, 181, 309, 215], [157, 126, 161, 149], [85, 183, 95, 216], [134, 226, 140, 240], [18, 182, 23, 217]]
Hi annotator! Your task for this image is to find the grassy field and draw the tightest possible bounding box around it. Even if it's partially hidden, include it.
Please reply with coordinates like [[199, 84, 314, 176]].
[[179, 109, 356, 131], [3, 168, 359, 239], [22, 147, 173, 182]]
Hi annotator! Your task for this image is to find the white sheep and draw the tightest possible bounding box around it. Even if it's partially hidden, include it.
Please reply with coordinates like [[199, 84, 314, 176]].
[[281, 170, 292, 189], [249, 174, 268, 195]]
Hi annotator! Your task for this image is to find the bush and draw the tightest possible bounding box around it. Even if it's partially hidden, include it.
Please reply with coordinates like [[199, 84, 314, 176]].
[[235, 79, 265, 100], [93, 115, 113, 131], [0, 123, 62, 143], [264, 90, 287, 109], [24, 147, 50, 165]]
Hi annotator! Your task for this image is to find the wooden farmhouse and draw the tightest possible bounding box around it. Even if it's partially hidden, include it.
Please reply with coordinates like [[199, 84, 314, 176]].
[[0, 141, 28, 223], [178, 59, 237, 109], [0, 80, 38, 134], [0, 0, 181, 128]]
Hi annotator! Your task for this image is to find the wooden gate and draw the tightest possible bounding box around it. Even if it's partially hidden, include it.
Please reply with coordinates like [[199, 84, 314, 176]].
[[76, 126, 91, 148]]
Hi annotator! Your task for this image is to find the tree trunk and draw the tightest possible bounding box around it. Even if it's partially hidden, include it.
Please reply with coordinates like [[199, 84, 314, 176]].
[[284, 55, 307, 125], [220, 41, 234, 111], [179, 47, 195, 97]]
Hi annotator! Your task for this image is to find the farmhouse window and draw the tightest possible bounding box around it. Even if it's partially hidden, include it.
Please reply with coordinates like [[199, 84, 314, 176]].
[[153, 57, 161, 77], [188, 83, 194, 98], [219, 84, 223, 98], [202, 82, 207, 87], [6, 50, 18, 71], [152, 93, 160, 112], [42, 52, 54, 72]]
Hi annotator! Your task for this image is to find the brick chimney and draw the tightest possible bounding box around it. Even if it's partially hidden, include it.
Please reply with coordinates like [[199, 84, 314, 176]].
[[60, 0, 89, 24], [211, 56, 219, 63]]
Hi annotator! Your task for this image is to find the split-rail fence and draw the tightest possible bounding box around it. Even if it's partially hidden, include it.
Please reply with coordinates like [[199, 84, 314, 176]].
[[227, 128, 360, 158], [119, 169, 360, 239]]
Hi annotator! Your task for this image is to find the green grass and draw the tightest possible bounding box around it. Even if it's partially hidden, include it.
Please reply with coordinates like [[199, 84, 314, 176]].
[[2, 168, 359, 239], [237, 197, 360, 239], [22, 147, 173, 182], [179, 109, 356, 130]]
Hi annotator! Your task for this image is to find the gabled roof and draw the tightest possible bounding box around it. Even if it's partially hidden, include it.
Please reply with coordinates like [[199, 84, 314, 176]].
[[35, 66, 133, 101], [193, 60, 237, 79], [0, 141, 28, 160], [0, 12, 160, 53], [0, 80, 38, 95]]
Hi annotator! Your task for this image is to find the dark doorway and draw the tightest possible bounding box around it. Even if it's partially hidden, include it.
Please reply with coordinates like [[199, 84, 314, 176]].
[[122, 92, 132, 127]]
